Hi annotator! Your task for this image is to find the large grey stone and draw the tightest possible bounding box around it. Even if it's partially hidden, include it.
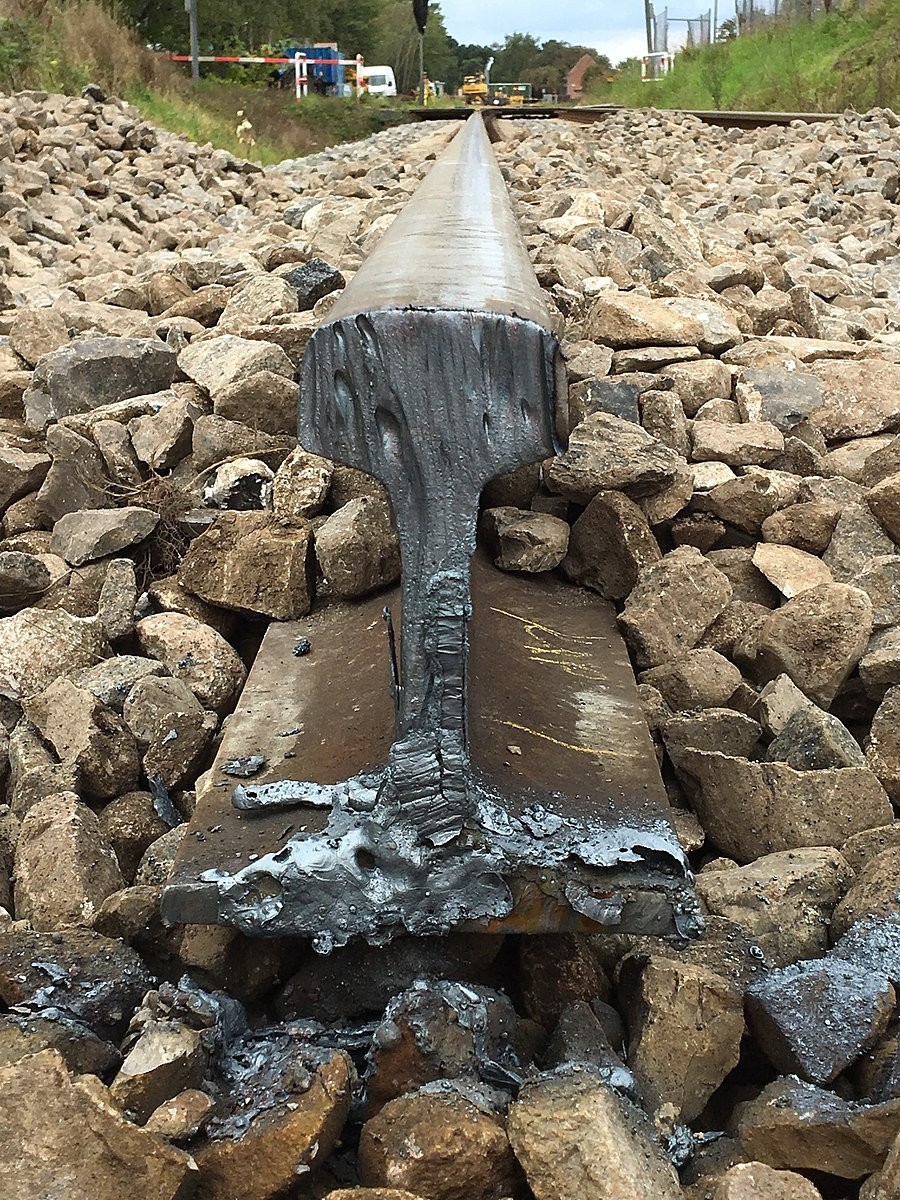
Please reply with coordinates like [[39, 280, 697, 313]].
[[24, 338, 176, 431], [49, 507, 158, 566], [545, 412, 682, 505]]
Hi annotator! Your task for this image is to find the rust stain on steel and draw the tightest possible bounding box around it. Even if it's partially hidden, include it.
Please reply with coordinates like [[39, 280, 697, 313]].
[[162, 113, 698, 949]]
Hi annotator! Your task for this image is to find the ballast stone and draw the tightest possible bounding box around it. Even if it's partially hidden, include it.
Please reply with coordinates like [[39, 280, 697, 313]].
[[24, 337, 177, 431], [507, 1069, 683, 1200], [0, 1050, 197, 1200], [49, 506, 159, 566]]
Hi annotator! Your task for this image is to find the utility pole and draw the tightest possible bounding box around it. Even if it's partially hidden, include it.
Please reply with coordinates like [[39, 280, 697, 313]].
[[185, 0, 199, 84], [644, 0, 655, 54], [412, 0, 428, 105]]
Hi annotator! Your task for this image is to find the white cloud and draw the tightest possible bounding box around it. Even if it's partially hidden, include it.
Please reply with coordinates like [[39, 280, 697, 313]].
[[439, 0, 653, 63]]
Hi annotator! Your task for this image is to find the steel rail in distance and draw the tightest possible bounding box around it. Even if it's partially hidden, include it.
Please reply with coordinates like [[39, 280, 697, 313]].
[[163, 112, 699, 950], [410, 104, 843, 130]]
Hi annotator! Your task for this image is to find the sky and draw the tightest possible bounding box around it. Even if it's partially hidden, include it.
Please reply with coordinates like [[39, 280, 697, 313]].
[[437, 0, 653, 64]]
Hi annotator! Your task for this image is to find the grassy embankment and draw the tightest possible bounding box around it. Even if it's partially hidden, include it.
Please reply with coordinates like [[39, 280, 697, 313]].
[[0, 0, 408, 162], [587, 0, 900, 112]]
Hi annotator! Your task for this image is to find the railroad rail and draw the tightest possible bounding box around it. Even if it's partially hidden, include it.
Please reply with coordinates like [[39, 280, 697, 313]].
[[163, 113, 700, 951], [410, 104, 843, 130]]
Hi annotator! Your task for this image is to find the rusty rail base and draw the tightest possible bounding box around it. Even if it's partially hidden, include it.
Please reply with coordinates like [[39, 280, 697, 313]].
[[163, 553, 699, 950], [409, 104, 842, 130]]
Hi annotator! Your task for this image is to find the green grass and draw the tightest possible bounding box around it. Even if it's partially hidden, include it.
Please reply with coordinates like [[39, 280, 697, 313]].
[[588, 1, 900, 112], [125, 80, 411, 164]]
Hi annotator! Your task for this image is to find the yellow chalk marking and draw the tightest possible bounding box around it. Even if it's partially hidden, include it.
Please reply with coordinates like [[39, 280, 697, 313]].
[[500, 720, 624, 759], [489, 606, 607, 680]]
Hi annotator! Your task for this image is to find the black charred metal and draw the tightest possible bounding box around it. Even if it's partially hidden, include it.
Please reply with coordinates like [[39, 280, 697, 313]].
[[162, 114, 699, 950]]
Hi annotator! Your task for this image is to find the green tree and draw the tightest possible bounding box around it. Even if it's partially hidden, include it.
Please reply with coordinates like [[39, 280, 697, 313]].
[[491, 31, 541, 82], [450, 40, 494, 89], [371, 1, 455, 92]]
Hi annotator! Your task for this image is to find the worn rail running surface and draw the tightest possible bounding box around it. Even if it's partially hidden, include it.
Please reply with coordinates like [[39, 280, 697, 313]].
[[410, 104, 842, 130], [163, 113, 699, 950]]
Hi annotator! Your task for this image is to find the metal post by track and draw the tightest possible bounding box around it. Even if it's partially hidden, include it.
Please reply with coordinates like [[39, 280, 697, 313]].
[[162, 114, 699, 951]]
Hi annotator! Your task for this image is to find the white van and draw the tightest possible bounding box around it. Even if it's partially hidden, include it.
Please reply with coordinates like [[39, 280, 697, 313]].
[[361, 65, 397, 97]]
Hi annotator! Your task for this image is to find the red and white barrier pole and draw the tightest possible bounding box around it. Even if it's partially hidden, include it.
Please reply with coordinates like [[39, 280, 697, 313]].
[[356, 53, 364, 99]]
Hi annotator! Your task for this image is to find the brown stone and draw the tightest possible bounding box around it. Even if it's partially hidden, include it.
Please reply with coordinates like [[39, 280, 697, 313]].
[[359, 1089, 519, 1200], [0, 926, 152, 1040], [0, 1010, 120, 1075], [24, 676, 140, 800], [766, 703, 865, 770], [315, 496, 401, 599], [508, 1070, 683, 1200], [544, 411, 681, 505], [706, 548, 779, 608], [366, 980, 520, 1115], [14, 791, 124, 929], [0, 607, 110, 701], [111, 1020, 207, 1124], [697, 468, 801, 535], [867, 687, 900, 802], [195, 1051, 352, 1200], [620, 953, 744, 1121], [736, 1075, 900, 1178], [639, 387, 691, 456], [751, 543, 832, 600], [855, 557, 900, 629], [586, 290, 706, 347], [666, 358, 734, 416], [562, 490, 660, 600], [713, 1162, 823, 1199], [809, 359, 900, 440], [0, 1050, 196, 1199], [859, 628, 900, 692], [824, 504, 895, 583], [842, 824, 900, 876], [833, 846, 900, 938], [691, 420, 784, 466], [326, 1191, 424, 1200], [135, 611, 246, 713], [752, 583, 872, 706], [272, 447, 333, 521], [696, 848, 850, 967], [619, 546, 733, 670], [662, 708, 763, 758], [640, 649, 741, 711], [868, 471, 900, 544], [178, 511, 316, 620], [516, 933, 611, 1027], [761, 501, 840, 555], [145, 1088, 215, 1144], [213, 369, 298, 435], [668, 746, 892, 863], [100, 793, 171, 883], [481, 506, 569, 572]]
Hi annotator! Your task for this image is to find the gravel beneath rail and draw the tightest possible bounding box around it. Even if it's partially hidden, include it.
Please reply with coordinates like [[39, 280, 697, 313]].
[[1, 88, 900, 1199]]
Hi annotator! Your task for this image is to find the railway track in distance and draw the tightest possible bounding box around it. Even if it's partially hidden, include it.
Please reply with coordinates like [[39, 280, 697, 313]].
[[410, 104, 843, 130]]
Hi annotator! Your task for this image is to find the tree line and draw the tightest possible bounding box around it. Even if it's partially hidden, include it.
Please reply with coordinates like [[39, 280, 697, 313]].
[[119, 0, 613, 95]]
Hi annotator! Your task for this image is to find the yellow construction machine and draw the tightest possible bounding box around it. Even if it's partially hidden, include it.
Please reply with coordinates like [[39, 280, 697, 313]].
[[461, 71, 489, 104]]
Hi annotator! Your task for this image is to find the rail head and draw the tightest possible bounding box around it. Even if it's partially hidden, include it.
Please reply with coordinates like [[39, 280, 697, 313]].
[[324, 112, 553, 328]]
